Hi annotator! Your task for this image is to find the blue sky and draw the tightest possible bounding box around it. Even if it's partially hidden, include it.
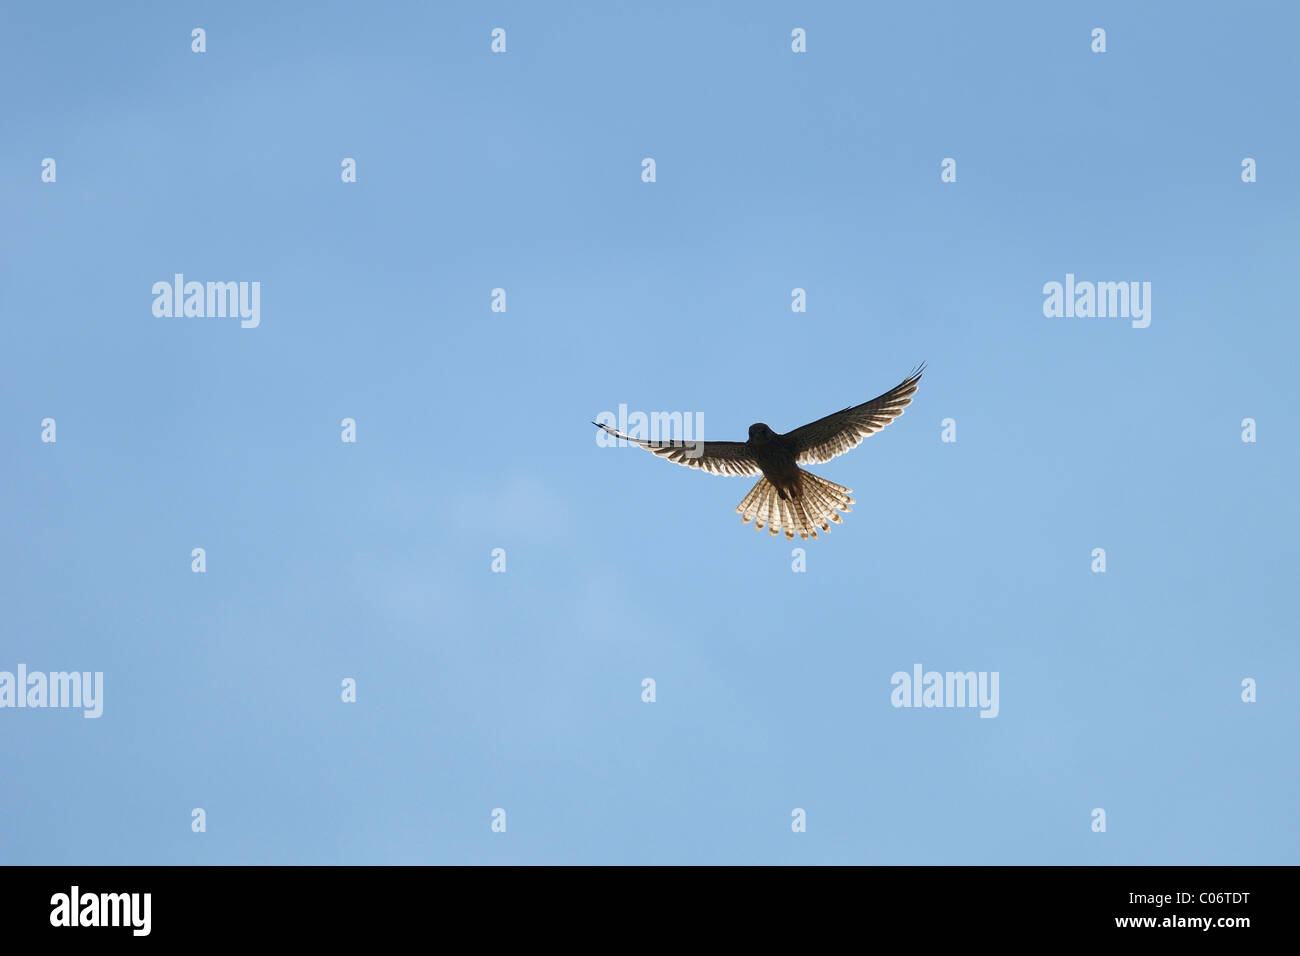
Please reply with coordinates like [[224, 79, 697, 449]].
[[2, 1, 1296, 864]]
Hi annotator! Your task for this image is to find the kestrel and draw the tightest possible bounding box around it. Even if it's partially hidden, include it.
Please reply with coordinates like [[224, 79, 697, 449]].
[[594, 365, 924, 540]]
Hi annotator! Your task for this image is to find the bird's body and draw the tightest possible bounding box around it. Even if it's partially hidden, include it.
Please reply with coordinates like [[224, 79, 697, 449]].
[[745, 424, 801, 498], [594, 365, 924, 540]]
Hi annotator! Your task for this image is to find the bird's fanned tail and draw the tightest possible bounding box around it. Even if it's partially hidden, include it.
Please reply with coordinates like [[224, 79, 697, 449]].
[[734, 470, 854, 539]]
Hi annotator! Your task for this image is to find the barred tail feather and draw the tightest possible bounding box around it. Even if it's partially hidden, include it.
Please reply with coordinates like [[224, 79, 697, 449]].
[[734, 470, 854, 540]]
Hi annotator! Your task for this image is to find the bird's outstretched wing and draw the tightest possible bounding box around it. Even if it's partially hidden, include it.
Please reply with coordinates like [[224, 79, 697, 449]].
[[786, 364, 925, 465], [593, 423, 761, 476]]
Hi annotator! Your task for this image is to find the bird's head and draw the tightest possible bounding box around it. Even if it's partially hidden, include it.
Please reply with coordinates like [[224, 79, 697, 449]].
[[748, 422, 775, 443]]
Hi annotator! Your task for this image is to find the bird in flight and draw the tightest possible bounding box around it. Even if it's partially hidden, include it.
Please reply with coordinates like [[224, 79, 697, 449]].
[[593, 365, 924, 540]]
